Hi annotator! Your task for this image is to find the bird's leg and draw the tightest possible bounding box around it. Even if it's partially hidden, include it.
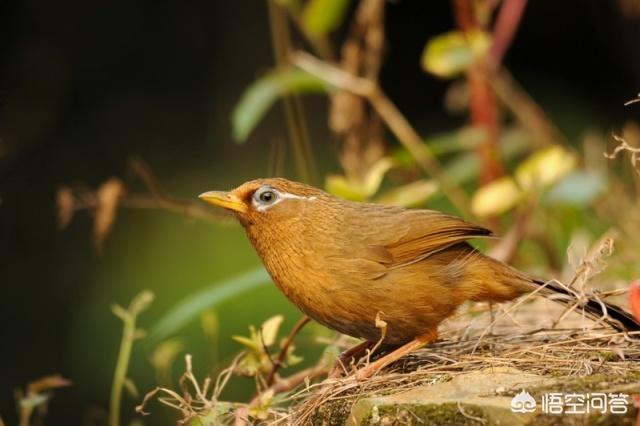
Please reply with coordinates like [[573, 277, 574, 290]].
[[328, 340, 375, 378], [355, 329, 438, 380]]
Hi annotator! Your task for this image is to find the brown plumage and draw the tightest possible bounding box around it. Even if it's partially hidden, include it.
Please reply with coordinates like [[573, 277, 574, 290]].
[[200, 178, 639, 377]]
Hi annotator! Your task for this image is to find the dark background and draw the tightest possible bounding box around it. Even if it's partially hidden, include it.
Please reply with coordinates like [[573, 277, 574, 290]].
[[1, 1, 639, 424]]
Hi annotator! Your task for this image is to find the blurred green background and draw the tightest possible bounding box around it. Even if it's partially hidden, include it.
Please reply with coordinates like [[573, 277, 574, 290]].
[[1, 0, 639, 424]]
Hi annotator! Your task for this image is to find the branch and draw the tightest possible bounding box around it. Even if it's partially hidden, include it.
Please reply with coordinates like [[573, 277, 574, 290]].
[[267, 0, 317, 184], [129, 159, 233, 222], [266, 316, 311, 387], [624, 94, 640, 106], [236, 363, 327, 425], [57, 160, 232, 243], [491, 68, 568, 147], [604, 134, 640, 175]]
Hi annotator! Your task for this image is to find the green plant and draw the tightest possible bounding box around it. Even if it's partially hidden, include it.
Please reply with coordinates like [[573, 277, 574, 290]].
[[109, 290, 154, 426]]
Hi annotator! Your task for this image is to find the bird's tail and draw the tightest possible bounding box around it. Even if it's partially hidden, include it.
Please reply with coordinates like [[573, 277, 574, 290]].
[[468, 248, 638, 332], [527, 278, 640, 332]]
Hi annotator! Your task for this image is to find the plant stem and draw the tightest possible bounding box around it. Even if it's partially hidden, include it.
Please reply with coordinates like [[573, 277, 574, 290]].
[[454, 0, 504, 185], [110, 317, 134, 426], [109, 291, 154, 426], [267, 0, 317, 184], [266, 315, 311, 386], [489, 0, 528, 67]]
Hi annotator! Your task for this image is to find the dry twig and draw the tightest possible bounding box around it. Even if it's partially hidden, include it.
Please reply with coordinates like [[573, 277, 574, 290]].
[[266, 316, 311, 387], [605, 134, 640, 175]]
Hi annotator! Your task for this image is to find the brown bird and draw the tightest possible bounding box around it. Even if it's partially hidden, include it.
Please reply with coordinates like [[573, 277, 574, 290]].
[[199, 178, 639, 378]]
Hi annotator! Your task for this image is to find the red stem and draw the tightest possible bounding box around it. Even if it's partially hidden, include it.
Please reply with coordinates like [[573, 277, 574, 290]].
[[453, 0, 504, 184], [490, 0, 528, 67]]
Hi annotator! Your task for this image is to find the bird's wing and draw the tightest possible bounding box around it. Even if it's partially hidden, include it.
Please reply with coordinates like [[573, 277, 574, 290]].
[[319, 202, 492, 280], [336, 204, 493, 273], [381, 209, 493, 268]]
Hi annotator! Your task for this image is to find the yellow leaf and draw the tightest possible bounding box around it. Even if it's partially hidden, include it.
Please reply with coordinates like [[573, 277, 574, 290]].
[[325, 174, 367, 201], [376, 180, 438, 207], [325, 157, 394, 200], [422, 30, 492, 78], [515, 145, 577, 191], [471, 177, 523, 217], [260, 315, 284, 347]]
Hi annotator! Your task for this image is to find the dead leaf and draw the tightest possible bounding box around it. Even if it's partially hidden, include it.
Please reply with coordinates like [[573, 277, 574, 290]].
[[124, 378, 139, 398], [56, 187, 75, 229], [27, 375, 72, 395], [93, 178, 125, 253], [16, 374, 71, 426]]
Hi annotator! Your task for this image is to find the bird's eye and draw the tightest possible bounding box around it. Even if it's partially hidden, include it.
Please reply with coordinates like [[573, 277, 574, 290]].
[[259, 191, 275, 203], [253, 187, 280, 207]]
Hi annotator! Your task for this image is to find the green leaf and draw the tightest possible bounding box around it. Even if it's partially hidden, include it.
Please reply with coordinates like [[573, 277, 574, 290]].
[[286, 352, 304, 366], [471, 176, 523, 217], [231, 335, 261, 351], [302, 0, 350, 37], [149, 267, 270, 342], [232, 68, 331, 142], [422, 30, 491, 78]]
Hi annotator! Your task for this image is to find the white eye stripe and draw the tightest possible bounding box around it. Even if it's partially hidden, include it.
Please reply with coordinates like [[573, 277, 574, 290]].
[[252, 190, 316, 212], [281, 192, 317, 201]]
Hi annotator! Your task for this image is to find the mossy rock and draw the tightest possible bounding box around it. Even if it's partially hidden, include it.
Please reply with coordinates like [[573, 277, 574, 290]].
[[310, 368, 639, 425]]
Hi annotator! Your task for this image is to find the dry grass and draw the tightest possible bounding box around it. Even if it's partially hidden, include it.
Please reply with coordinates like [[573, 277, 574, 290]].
[[281, 295, 640, 425]]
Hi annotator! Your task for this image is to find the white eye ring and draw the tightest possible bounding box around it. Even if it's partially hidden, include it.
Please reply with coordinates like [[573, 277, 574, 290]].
[[251, 186, 317, 212], [252, 186, 280, 209]]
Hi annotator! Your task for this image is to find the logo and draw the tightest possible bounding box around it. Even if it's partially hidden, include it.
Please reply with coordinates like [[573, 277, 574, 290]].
[[511, 390, 537, 413], [510, 390, 630, 415]]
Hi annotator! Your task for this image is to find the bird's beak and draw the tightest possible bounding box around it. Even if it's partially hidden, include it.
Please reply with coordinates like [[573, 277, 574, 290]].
[[198, 191, 247, 213]]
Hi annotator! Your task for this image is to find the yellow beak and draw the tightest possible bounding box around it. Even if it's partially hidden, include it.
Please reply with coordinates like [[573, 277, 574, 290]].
[[198, 191, 247, 213]]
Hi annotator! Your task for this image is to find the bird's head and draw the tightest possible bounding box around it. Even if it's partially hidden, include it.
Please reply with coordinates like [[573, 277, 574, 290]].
[[198, 178, 327, 227]]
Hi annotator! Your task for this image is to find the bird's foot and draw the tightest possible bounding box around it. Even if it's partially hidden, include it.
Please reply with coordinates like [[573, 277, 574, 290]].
[[354, 329, 438, 380], [354, 362, 382, 380], [328, 340, 374, 379]]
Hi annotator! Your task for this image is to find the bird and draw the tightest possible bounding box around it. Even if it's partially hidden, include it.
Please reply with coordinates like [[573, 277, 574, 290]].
[[199, 177, 640, 378]]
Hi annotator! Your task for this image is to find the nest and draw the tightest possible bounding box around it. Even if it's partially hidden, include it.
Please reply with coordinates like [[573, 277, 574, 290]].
[[279, 295, 640, 425]]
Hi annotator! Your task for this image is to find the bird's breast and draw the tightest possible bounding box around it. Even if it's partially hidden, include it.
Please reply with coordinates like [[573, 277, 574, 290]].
[[243, 217, 455, 344]]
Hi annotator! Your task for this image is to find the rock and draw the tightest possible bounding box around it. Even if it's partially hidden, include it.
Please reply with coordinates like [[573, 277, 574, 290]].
[[339, 368, 639, 425]]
